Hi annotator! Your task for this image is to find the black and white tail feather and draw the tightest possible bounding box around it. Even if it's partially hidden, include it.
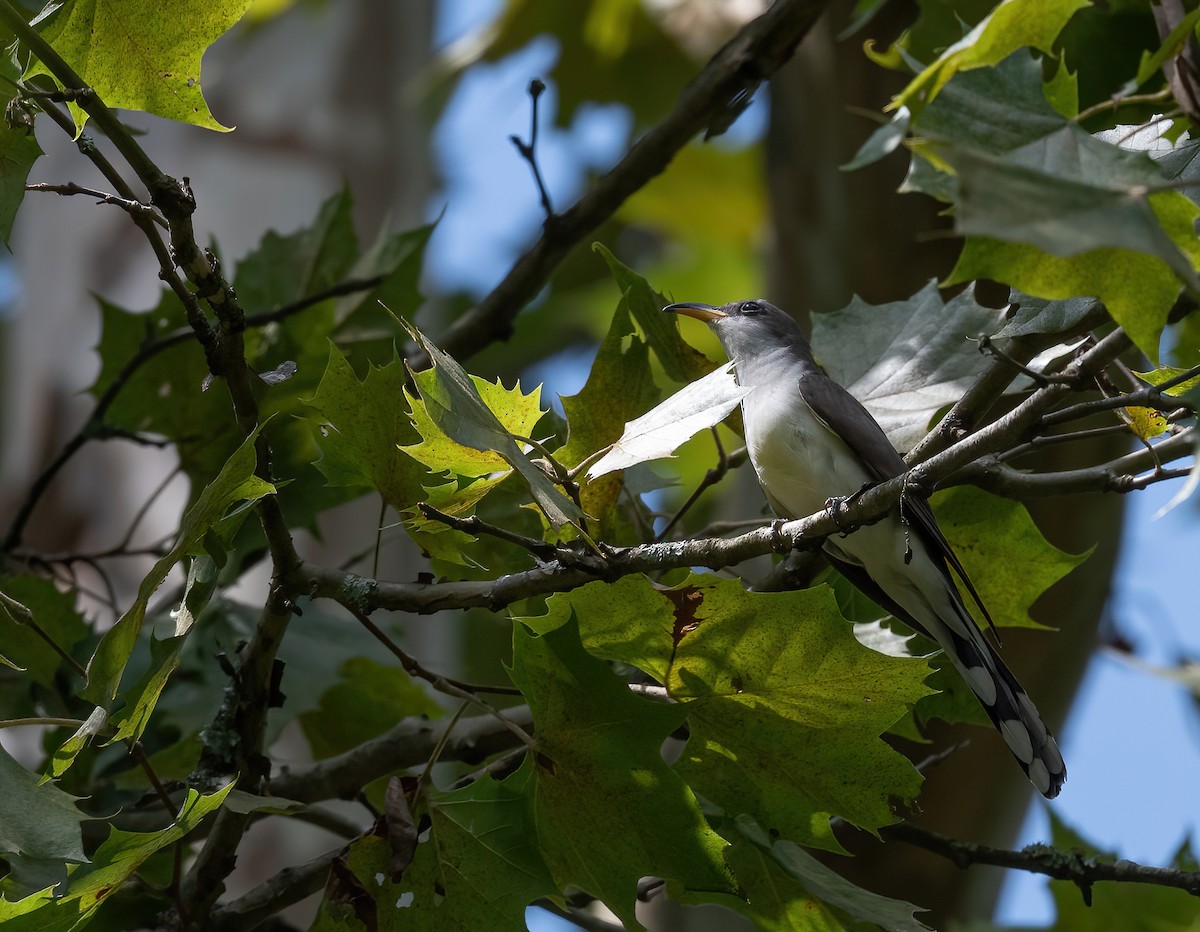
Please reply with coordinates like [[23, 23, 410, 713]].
[[940, 610, 1066, 798]]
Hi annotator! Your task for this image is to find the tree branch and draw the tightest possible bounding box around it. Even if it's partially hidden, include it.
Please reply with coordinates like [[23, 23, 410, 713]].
[[295, 326, 1138, 618], [883, 822, 1200, 903], [268, 707, 534, 804], [435, 0, 834, 361]]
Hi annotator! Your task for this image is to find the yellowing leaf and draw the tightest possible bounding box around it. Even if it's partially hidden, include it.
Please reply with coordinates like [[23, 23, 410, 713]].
[[26, 0, 254, 134], [892, 0, 1089, 112], [1125, 405, 1168, 442]]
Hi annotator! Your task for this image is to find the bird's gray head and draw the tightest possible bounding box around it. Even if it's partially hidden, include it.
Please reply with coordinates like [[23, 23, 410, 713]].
[[663, 299, 811, 364]]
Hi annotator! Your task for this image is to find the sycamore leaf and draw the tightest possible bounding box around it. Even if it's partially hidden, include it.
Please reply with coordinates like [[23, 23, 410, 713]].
[[0, 785, 231, 931], [508, 619, 733, 926], [933, 487, 1089, 631], [915, 52, 1200, 362], [941, 130, 1200, 301], [403, 322, 580, 528], [812, 282, 1004, 454], [994, 290, 1098, 339], [71, 426, 273, 766], [234, 189, 357, 315], [25, 0, 254, 134], [1125, 406, 1168, 442], [300, 657, 441, 761], [1135, 366, 1200, 397], [891, 0, 1088, 112], [0, 576, 88, 689], [0, 45, 42, 249], [0, 744, 87, 876], [521, 576, 932, 852], [586, 363, 747, 479], [308, 347, 426, 508], [403, 374, 546, 479], [729, 816, 930, 932], [559, 301, 661, 537], [367, 762, 557, 930], [107, 555, 217, 744], [594, 244, 714, 384], [947, 237, 1182, 364], [91, 294, 237, 489], [666, 579, 930, 852], [843, 106, 911, 172]]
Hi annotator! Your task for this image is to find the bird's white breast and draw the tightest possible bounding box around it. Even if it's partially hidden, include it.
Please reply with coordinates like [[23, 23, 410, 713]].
[[735, 364, 871, 520]]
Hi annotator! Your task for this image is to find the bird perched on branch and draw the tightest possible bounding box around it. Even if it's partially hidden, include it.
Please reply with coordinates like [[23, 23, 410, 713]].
[[665, 298, 1066, 798]]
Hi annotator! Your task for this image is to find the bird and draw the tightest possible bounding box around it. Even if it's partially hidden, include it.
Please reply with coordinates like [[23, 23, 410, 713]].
[[664, 298, 1066, 798]]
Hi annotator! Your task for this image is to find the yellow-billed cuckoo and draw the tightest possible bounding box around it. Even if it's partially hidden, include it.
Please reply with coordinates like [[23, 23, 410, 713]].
[[665, 298, 1066, 798]]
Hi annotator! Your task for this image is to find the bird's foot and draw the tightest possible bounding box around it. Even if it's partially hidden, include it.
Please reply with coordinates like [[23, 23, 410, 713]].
[[826, 482, 873, 535], [825, 496, 852, 535]]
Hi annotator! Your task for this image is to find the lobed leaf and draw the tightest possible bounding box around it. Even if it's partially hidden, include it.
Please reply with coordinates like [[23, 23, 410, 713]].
[[25, 0, 254, 134]]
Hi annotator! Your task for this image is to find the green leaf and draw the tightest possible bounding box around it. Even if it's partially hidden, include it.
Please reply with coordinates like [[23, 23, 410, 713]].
[[525, 576, 932, 852], [933, 487, 1089, 631], [585, 363, 746, 479], [25, 0, 254, 134], [666, 578, 931, 852], [0, 576, 88, 688], [0, 785, 231, 931], [79, 426, 273, 719], [1131, 6, 1200, 90], [307, 346, 425, 510], [946, 235, 1180, 364], [403, 323, 580, 529], [892, 0, 1089, 112], [234, 189, 357, 316], [728, 815, 930, 932], [594, 243, 714, 384], [328, 762, 560, 930], [91, 294, 237, 489], [509, 619, 734, 925], [942, 133, 1200, 312], [0, 44, 43, 248], [300, 657, 441, 761], [812, 281, 1008, 454], [404, 373, 547, 479], [0, 744, 87, 878], [107, 555, 218, 744]]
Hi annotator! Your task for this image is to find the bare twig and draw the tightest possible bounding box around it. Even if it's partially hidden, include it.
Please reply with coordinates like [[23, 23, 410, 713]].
[[268, 707, 535, 804], [509, 77, 555, 221], [416, 502, 557, 560], [882, 822, 1200, 903], [656, 436, 746, 540], [25, 181, 167, 226]]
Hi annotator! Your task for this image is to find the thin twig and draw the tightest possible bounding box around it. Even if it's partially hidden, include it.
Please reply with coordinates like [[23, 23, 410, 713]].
[[25, 181, 167, 226], [416, 502, 557, 560], [656, 436, 746, 541], [509, 77, 554, 221], [882, 822, 1200, 903]]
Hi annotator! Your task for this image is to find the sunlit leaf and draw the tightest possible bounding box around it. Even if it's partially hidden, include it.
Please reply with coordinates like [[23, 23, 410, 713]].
[[25, 0, 254, 133], [586, 363, 747, 479], [892, 0, 1089, 112]]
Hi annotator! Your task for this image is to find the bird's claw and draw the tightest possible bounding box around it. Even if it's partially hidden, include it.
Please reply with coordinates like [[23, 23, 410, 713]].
[[825, 496, 852, 535]]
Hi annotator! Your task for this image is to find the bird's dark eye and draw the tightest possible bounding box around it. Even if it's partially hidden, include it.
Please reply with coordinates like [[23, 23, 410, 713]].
[[741, 300, 763, 315]]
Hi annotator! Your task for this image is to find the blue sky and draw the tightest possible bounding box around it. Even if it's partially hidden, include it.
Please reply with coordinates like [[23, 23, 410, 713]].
[[431, 2, 1200, 927]]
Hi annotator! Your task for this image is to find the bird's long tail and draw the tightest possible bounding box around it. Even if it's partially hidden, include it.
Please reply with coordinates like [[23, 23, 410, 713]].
[[941, 624, 1066, 798]]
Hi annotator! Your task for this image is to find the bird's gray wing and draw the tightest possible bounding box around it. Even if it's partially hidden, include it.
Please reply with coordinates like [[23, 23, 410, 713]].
[[797, 371, 997, 633]]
